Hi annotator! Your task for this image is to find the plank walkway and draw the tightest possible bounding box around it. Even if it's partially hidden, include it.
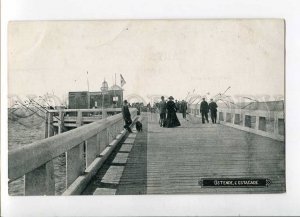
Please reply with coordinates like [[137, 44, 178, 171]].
[[83, 112, 285, 195], [146, 113, 285, 194]]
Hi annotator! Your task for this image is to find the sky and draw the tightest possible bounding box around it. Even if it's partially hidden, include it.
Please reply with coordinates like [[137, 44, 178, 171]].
[[8, 20, 285, 105]]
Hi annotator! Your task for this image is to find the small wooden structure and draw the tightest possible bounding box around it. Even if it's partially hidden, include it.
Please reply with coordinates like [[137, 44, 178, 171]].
[[45, 108, 122, 136]]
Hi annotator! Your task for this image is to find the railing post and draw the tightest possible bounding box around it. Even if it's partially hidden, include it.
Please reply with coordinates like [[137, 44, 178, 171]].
[[274, 113, 279, 135], [242, 112, 245, 127], [45, 112, 49, 138], [102, 110, 107, 119], [58, 110, 65, 133], [25, 161, 55, 195], [255, 116, 260, 130], [100, 129, 108, 153], [66, 144, 85, 187], [76, 111, 83, 127], [48, 112, 54, 137], [66, 110, 85, 187], [86, 135, 99, 167]]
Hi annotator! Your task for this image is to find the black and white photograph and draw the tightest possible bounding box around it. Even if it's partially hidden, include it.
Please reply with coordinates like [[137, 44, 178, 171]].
[[2, 1, 300, 215], [7, 19, 285, 196]]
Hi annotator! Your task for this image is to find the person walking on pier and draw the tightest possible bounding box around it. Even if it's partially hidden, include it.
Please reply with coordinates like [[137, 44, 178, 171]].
[[209, 98, 218, 124], [200, 98, 209, 124], [158, 96, 167, 127], [122, 100, 133, 133], [181, 99, 188, 120], [165, 96, 181, 128]]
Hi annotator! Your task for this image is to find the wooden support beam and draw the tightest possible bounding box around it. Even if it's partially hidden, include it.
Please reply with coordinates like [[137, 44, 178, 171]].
[[48, 112, 54, 137], [86, 135, 99, 168], [76, 111, 83, 127], [58, 110, 65, 133], [44, 112, 49, 138], [25, 160, 55, 195], [66, 143, 85, 187]]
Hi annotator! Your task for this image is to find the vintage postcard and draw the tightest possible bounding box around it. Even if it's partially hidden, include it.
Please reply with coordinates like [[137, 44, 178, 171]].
[[7, 19, 285, 196]]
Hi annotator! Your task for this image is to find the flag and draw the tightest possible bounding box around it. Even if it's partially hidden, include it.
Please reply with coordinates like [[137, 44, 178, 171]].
[[120, 74, 126, 87]]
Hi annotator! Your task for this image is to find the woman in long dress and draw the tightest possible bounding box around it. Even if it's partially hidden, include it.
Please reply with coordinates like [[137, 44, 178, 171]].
[[165, 96, 181, 128]]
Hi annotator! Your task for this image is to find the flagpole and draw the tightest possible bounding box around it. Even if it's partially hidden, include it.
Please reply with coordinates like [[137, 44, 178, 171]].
[[120, 74, 123, 105], [86, 71, 90, 92]]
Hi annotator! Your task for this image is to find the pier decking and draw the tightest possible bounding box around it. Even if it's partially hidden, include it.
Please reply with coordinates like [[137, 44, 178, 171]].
[[82, 113, 285, 195]]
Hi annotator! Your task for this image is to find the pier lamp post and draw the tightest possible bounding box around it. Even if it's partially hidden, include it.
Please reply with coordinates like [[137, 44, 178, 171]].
[[101, 80, 109, 118]]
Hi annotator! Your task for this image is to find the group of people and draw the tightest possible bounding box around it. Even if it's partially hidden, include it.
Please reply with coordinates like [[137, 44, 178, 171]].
[[121, 96, 218, 132], [157, 96, 218, 128], [158, 96, 181, 128], [200, 98, 218, 124]]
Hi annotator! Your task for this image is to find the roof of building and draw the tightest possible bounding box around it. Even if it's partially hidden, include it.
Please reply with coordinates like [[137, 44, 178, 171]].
[[109, 84, 123, 91]]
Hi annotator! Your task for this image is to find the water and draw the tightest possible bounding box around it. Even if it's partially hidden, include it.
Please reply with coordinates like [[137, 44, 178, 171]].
[[8, 109, 66, 195]]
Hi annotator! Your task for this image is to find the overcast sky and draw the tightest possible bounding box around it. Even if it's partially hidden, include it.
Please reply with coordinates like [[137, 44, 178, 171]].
[[8, 20, 284, 104]]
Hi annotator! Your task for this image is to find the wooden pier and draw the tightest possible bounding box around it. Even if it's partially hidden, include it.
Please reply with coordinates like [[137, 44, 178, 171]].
[[82, 113, 285, 195], [8, 105, 285, 195]]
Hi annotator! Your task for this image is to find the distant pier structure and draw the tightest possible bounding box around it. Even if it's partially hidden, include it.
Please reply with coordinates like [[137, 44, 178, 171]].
[[46, 80, 124, 135], [69, 80, 123, 109]]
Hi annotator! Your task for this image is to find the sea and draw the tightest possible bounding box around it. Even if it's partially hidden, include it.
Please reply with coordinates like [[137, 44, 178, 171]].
[[8, 108, 66, 195]]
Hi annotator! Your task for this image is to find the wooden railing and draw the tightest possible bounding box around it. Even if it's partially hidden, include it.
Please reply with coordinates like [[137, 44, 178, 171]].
[[8, 108, 138, 195], [45, 108, 122, 136], [188, 104, 284, 141]]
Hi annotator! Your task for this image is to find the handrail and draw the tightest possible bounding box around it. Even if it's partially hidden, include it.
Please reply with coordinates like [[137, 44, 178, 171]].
[[188, 105, 284, 141], [48, 108, 122, 113], [8, 108, 137, 185]]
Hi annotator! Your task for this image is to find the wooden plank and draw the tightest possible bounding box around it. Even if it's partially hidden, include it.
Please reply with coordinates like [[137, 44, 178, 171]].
[[25, 160, 55, 195], [124, 137, 136, 144], [93, 188, 116, 195], [112, 153, 129, 164], [66, 143, 85, 187], [101, 166, 125, 184], [145, 113, 285, 194], [119, 144, 133, 152]]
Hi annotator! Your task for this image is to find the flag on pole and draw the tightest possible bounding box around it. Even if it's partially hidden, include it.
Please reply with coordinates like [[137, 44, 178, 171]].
[[120, 74, 126, 87]]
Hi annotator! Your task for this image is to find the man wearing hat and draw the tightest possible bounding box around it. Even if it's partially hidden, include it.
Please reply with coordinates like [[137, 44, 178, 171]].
[[158, 96, 167, 127], [209, 98, 218, 124], [122, 100, 133, 133], [200, 97, 209, 124]]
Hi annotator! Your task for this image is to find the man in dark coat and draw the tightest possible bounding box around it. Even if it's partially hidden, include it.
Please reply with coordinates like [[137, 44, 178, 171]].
[[209, 98, 218, 124], [158, 96, 167, 127], [122, 100, 133, 133], [200, 98, 209, 124], [181, 100, 188, 120]]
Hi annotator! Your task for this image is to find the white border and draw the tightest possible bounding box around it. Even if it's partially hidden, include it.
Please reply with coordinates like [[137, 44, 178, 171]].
[[2, 0, 300, 216]]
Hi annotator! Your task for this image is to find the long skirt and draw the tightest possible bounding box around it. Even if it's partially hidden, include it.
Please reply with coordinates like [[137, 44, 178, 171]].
[[165, 112, 181, 128]]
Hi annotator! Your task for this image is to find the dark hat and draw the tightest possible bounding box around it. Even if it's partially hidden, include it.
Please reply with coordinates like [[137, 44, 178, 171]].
[[168, 96, 174, 100]]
